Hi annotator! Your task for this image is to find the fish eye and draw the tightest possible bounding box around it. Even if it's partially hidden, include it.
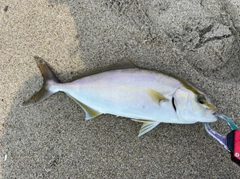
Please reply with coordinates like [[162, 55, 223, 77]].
[[197, 94, 206, 104]]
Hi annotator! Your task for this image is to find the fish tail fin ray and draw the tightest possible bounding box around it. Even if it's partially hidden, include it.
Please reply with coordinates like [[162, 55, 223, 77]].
[[22, 56, 60, 106]]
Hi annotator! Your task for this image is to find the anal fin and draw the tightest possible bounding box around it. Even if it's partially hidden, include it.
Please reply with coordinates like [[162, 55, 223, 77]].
[[68, 95, 101, 120], [132, 119, 160, 137]]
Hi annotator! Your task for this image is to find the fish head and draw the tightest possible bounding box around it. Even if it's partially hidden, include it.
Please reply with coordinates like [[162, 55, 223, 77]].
[[173, 87, 217, 123]]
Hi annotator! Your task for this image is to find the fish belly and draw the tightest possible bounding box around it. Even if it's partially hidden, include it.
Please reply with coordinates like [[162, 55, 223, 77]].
[[57, 69, 182, 123]]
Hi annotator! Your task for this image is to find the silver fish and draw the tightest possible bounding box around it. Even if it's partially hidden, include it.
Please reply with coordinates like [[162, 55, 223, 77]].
[[24, 57, 217, 136]]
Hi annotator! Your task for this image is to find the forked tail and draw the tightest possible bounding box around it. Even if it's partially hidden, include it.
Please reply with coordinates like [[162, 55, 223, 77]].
[[23, 56, 60, 106]]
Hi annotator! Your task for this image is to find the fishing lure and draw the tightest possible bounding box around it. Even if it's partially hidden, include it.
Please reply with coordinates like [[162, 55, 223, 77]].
[[205, 114, 240, 166]]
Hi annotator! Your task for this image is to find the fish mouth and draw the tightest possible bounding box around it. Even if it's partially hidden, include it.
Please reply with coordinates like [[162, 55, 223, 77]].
[[203, 110, 217, 122], [209, 111, 218, 122], [209, 105, 217, 115]]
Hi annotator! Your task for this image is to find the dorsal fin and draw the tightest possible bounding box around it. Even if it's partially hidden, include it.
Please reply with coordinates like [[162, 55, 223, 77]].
[[70, 58, 137, 81]]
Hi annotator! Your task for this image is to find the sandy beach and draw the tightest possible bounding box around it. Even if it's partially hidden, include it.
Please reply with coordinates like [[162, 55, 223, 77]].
[[1, 0, 240, 178]]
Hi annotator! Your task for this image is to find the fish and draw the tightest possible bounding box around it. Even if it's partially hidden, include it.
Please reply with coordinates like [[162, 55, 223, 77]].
[[23, 56, 217, 137]]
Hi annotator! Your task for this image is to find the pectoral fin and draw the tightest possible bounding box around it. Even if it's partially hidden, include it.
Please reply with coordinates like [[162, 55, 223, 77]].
[[132, 119, 160, 137], [68, 95, 101, 120], [147, 89, 168, 105]]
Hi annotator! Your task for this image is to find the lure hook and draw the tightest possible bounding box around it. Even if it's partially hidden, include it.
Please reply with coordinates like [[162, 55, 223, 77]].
[[204, 114, 238, 151]]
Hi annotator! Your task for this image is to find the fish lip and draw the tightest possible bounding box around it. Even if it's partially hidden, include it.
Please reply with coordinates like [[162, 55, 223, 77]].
[[210, 112, 218, 122], [204, 111, 217, 122]]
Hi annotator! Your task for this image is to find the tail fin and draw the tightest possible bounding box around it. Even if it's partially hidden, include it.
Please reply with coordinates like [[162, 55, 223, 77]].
[[23, 56, 59, 106]]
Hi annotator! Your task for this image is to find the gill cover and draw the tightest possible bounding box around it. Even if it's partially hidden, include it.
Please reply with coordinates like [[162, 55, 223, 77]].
[[173, 87, 216, 123]]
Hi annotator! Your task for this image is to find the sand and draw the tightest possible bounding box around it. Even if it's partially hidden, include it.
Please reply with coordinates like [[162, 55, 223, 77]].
[[1, 0, 240, 178]]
